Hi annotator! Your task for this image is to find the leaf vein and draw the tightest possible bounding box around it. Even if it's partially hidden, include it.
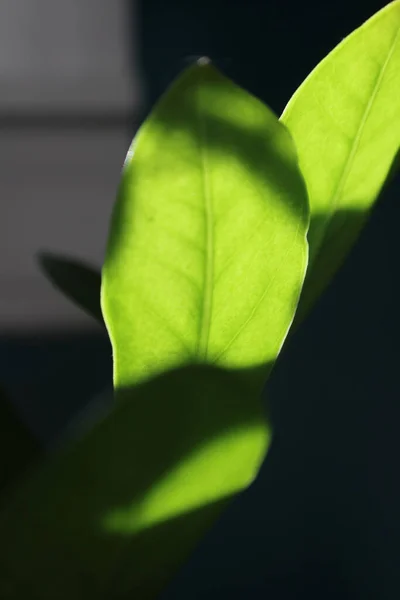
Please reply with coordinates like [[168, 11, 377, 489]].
[[213, 219, 302, 363], [313, 22, 400, 260], [196, 77, 214, 360]]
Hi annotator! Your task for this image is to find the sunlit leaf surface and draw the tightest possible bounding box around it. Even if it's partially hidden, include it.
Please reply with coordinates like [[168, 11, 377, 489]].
[[281, 0, 400, 320], [0, 62, 309, 600], [102, 61, 309, 392]]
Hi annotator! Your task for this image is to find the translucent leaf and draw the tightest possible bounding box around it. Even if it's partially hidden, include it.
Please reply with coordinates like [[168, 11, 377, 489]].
[[0, 63, 309, 599], [102, 61, 309, 392], [281, 1, 400, 320]]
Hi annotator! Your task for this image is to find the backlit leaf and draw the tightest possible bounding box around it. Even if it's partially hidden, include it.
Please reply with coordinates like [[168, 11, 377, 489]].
[[0, 63, 309, 599], [101, 61, 309, 393], [281, 1, 400, 320]]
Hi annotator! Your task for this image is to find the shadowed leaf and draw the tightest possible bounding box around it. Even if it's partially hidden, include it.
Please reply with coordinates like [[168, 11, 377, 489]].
[[0, 365, 269, 599], [38, 252, 103, 324]]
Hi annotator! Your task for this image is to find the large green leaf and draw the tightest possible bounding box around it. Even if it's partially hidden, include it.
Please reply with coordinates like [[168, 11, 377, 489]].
[[0, 365, 269, 599], [281, 0, 400, 320], [0, 63, 308, 599], [101, 61, 309, 393], [38, 252, 103, 324]]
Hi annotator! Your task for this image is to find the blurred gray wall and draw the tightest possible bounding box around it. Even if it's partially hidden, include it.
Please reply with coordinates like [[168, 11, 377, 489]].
[[0, 0, 141, 333]]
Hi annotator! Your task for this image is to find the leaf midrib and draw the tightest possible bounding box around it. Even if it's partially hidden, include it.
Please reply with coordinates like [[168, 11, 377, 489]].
[[196, 76, 214, 361], [213, 219, 302, 364], [312, 20, 400, 263]]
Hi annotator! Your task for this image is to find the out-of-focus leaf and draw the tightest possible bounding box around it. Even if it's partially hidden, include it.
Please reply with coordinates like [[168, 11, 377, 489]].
[[0, 365, 269, 599], [38, 252, 103, 324], [101, 61, 309, 393], [0, 386, 39, 494], [281, 1, 400, 321]]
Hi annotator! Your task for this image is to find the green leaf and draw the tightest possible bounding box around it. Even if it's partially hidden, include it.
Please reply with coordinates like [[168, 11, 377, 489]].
[[281, 0, 400, 321], [38, 252, 103, 324], [0, 365, 269, 599], [0, 63, 309, 599], [0, 386, 39, 494], [101, 61, 309, 393]]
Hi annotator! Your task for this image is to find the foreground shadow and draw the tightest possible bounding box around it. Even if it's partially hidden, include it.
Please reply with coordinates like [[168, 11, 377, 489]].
[[0, 363, 270, 600]]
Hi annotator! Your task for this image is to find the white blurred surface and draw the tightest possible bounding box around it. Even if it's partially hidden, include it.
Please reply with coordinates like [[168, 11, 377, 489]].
[[0, 0, 140, 332], [0, 0, 139, 113]]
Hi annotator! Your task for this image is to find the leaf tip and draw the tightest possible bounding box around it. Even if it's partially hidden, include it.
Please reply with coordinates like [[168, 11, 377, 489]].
[[196, 56, 212, 67]]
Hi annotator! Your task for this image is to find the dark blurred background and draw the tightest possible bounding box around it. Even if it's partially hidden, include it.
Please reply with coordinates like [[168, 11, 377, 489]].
[[0, 0, 399, 598]]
